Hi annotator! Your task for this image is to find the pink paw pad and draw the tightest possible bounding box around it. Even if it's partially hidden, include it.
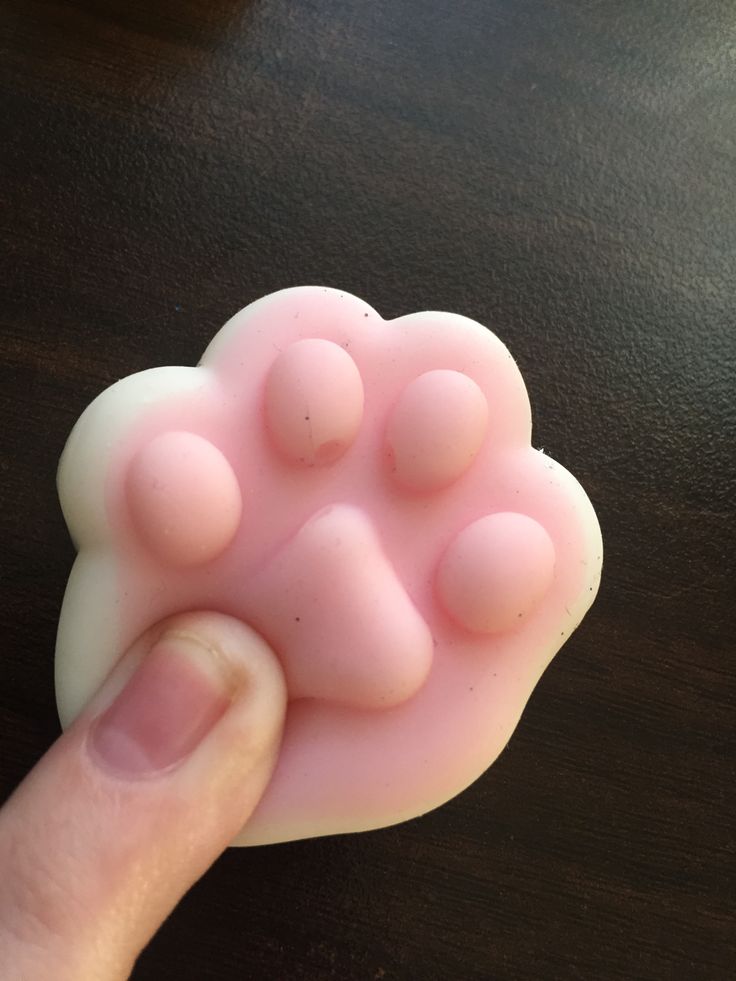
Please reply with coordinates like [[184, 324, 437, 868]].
[[127, 431, 241, 566], [387, 369, 488, 491], [437, 513, 556, 634], [246, 505, 433, 708], [265, 338, 364, 466], [56, 287, 602, 846]]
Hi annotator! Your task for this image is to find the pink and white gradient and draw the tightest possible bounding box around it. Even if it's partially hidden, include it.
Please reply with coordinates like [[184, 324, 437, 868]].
[[56, 287, 602, 845]]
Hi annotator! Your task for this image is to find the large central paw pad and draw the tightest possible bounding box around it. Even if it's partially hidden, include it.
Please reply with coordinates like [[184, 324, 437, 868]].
[[56, 287, 602, 845]]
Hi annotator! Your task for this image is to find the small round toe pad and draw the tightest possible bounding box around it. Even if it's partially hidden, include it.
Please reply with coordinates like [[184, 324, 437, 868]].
[[387, 370, 488, 491], [265, 338, 364, 466], [127, 431, 242, 566], [436, 512, 556, 633]]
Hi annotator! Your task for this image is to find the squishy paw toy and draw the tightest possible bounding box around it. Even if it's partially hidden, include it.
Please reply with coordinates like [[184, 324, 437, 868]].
[[56, 287, 602, 844]]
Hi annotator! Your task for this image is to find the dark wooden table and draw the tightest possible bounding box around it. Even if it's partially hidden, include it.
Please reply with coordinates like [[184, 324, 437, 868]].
[[1, 2, 734, 978]]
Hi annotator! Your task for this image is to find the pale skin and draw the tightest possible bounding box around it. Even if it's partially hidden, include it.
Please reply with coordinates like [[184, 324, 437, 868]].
[[0, 612, 287, 981]]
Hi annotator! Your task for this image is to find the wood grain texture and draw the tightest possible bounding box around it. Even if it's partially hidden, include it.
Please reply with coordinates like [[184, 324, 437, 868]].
[[1, 1, 734, 978]]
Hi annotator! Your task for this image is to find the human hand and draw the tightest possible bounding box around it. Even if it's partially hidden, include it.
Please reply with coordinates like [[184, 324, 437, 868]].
[[0, 612, 286, 980]]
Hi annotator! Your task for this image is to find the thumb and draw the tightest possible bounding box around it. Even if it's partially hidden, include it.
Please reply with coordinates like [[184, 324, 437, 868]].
[[0, 612, 286, 981]]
